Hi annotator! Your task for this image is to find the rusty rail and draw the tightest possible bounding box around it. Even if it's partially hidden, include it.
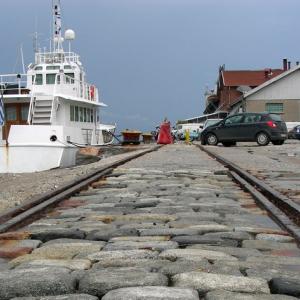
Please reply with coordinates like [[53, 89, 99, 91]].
[[197, 144, 300, 244], [0, 145, 161, 233]]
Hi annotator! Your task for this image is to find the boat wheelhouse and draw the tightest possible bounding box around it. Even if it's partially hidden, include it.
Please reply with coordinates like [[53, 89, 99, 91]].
[[0, 0, 115, 173]]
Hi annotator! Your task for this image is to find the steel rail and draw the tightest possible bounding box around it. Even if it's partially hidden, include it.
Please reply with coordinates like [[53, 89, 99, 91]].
[[0, 145, 161, 233], [197, 144, 300, 242]]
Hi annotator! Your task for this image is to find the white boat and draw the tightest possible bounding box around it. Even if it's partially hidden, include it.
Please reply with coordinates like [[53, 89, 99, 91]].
[[0, 0, 115, 173]]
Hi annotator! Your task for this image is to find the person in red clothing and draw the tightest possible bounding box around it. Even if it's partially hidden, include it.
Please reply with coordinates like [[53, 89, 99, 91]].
[[157, 118, 173, 144]]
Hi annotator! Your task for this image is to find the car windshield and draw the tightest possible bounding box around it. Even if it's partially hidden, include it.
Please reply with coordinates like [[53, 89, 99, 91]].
[[270, 114, 282, 121], [204, 119, 222, 128]]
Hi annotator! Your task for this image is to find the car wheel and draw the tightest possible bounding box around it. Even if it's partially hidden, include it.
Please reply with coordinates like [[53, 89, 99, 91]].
[[272, 140, 284, 145], [256, 132, 270, 146], [206, 133, 218, 146]]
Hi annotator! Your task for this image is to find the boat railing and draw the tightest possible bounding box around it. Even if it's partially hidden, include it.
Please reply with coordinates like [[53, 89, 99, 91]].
[[53, 72, 99, 103], [0, 74, 30, 95], [35, 51, 79, 64]]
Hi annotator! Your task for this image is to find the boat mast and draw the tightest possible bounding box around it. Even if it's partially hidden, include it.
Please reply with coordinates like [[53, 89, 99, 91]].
[[52, 0, 63, 52]]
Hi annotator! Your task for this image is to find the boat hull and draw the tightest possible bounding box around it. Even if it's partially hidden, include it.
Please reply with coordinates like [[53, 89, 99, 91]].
[[0, 145, 77, 173]]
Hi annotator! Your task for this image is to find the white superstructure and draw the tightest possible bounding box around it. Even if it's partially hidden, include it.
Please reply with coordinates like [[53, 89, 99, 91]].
[[0, 0, 115, 173]]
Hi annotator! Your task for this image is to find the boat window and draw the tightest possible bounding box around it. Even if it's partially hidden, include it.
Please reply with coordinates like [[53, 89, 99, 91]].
[[34, 74, 43, 85], [46, 74, 56, 84], [64, 65, 72, 69], [65, 73, 75, 84], [91, 109, 94, 123], [75, 106, 79, 121], [5, 106, 17, 121], [87, 108, 91, 122], [83, 108, 87, 122], [46, 66, 60, 70], [34, 66, 43, 70], [79, 107, 84, 122], [21, 105, 29, 121], [70, 105, 75, 121]]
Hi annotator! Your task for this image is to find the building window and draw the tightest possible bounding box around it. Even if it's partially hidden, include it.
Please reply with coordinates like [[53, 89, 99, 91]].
[[46, 74, 56, 84], [21, 105, 29, 121], [34, 74, 43, 85], [266, 103, 283, 113], [5, 106, 17, 121]]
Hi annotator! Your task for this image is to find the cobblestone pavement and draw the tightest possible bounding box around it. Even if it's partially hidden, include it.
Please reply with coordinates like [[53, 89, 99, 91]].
[[0, 144, 300, 299], [198, 139, 300, 205]]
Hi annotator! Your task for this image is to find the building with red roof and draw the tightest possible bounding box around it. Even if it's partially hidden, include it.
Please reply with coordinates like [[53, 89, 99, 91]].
[[204, 59, 288, 114]]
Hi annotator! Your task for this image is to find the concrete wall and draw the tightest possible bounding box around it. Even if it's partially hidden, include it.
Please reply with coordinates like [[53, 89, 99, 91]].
[[246, 99, 300, 122]]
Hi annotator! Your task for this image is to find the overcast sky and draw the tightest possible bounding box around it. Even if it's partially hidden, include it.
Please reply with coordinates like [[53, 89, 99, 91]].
[[1, 0, 300, 131]]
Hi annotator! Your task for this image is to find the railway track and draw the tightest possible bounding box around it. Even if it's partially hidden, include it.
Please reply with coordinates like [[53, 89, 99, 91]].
[[0, 144, 299, 299], [1, 144, 300, 244], [197, 144, 300, 245]]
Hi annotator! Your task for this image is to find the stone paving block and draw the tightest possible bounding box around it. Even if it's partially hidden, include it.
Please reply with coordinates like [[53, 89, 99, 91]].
[[269, 278, 300, 297], [29, 228, 85, 242], [159, 259, 211, 276], [10, 240, 104, 266], [86, 227, 138, 241], [15, 259, 92, 270], [187, 245, 263, 259], [172, 271, 270, 294], [0, 239, 36, 259], [186, 224, 232, 234], [159, 249, 238, 262], [242, 240, 298, 251], [235, 227, 288, 236], [78, 268, 168, 297], [11, 295, 98, 300], [202, 231, 253, 241], [172, 235, 238, 247], [246, 255, 300, 267], [103, 240, 179, 251], [91, 258, 173, 270], [88, 213, 177, 223], [0, 267, 76, 300], [101, 286, 200, 300], [169, 221, 220, 228], [256, 233, 295, 243], [85, 249, 159, 263], [109, 236, 170, 242], [246, 267, 300, 281], [138, 228, 199, 237], [204, 290, 297, 300]]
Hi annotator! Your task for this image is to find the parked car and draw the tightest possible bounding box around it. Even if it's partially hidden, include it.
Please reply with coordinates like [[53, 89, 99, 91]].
[[200, 112, 287, 146], [288, 125, 300, 139]]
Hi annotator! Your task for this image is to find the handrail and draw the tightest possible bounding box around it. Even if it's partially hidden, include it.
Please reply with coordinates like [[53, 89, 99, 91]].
[[54, 72, 99, 102]]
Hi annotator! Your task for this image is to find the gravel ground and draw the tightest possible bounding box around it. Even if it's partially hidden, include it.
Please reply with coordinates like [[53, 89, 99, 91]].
[[0, 145, 155, 213]]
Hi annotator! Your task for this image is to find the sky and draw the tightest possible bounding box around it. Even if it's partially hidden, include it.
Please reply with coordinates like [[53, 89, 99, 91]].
[[1, 0, 300, 132]]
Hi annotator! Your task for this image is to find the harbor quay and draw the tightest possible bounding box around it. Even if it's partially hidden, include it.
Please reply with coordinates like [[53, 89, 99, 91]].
[[0, 144, 299, 299]]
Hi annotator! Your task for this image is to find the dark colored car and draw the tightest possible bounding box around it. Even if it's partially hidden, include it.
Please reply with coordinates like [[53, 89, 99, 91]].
[[288, 125, 300, 139], [200, 112, 287, 146]]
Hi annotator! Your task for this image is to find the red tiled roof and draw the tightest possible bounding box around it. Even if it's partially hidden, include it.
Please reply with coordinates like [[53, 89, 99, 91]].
[[222, 69, 284, 87]]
